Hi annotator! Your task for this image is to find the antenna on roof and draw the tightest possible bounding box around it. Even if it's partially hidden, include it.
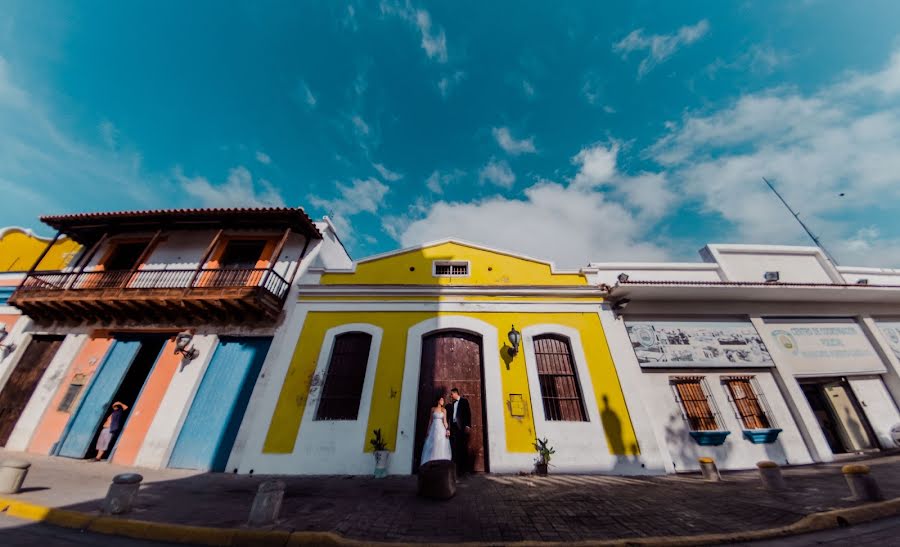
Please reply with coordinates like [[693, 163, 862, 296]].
[[761, 177, 839, 266]]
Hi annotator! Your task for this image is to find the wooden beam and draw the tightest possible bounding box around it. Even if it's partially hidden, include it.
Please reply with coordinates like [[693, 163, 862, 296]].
[[185, 228, 224, 294], [260, 227, 292, 291], [119, 229, 163, 294], [24, 231, 61, 278]]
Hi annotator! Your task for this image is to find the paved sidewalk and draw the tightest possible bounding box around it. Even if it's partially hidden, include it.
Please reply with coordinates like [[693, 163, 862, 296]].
[[2, 448, 899, 543]]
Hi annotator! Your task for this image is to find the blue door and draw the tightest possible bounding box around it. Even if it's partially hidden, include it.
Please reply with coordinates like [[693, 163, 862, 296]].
[[168, 337, 271, 471], [56, 339, 142, 458]]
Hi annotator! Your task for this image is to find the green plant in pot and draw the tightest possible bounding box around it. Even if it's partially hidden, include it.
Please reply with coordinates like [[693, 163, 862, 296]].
[[533, 437, 555, 476], [370, 429, 390, 478]]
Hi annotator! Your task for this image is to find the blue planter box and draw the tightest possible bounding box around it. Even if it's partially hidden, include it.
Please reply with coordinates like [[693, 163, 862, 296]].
[[689, 430, 730, 446], [742, 428, 783, 444]]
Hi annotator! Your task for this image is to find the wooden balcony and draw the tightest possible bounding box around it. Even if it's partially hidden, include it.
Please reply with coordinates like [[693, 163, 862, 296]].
[[8, 267, 291, 324]]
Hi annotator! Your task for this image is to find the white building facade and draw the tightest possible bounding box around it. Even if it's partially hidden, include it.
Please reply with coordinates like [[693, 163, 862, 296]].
[[589, 244, 900, 473]]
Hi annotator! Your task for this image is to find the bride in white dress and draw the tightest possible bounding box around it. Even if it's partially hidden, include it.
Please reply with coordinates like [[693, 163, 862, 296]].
[[420, 395, 452, 466]]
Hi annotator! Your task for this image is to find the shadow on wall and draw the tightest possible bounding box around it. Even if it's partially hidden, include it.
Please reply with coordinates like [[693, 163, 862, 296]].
[[599, 395, 649, 473], [664, 413, 732, 472]]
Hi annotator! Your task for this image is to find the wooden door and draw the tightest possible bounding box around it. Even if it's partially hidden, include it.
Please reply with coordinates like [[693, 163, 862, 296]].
[[0, 335, 64, 445], [414, 331, 487, 472]]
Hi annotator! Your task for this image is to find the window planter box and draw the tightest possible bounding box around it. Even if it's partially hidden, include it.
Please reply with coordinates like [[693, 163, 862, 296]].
[[689, 430, 730, 446], [742, 428, 783, 444]]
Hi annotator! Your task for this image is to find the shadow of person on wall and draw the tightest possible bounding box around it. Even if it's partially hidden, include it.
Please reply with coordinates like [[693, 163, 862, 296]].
[[600, 395, 625, 456]]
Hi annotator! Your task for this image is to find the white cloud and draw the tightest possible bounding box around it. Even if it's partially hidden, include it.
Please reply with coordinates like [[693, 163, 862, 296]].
[[381, 1, 448, 63], [310, 177, 389, 240], [437, 70, 465, 98], [571, 142, 619, 190], [177, 166, 285, 207], [479, 158, 515, 188], [424, 169, 465, 194], [99, 120, 119, 149], [707, 44, 793, 79], [613, 19, 709, 77], [645, 46, 900, 263], [255, 151, 272, 165], [299, 81, 317, 107], [612, 172, 675, 219], [351, 114, 370, 136], [522, 80, 535, 97], [396, 181, 669, 267], [492, 127, 537, 155], [374, 162, 403, 181]]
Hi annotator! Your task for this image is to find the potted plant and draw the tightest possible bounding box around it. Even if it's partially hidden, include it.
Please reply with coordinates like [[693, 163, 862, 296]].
[[533, 437, 555, 476], [370, 429, 390, 478]]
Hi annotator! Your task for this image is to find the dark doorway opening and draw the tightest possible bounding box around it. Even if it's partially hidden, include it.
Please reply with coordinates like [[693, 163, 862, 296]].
[[219, 240, 267, 268], [800, 378, 877, 454], [104, 242, 149, 270], [0, 335, 65, 445], [87, 335, 168, 460], [414, 331, 488, 473]]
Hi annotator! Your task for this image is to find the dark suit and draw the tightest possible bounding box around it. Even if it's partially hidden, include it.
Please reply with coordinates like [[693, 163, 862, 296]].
[[447, 397, 471, 473]]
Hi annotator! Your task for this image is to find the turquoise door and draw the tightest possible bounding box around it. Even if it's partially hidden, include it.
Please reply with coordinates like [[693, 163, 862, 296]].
[[56, 339, 142, 458], [168, 337, 271, 471]]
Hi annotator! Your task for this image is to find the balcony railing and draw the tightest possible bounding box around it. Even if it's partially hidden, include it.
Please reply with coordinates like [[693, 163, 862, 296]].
[[15, 267, 291, 303]]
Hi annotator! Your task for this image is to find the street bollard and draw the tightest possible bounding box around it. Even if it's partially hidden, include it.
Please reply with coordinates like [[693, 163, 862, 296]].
[[248, 480, 285, 527], [103, 473, 143, 515], [756, 460, 786, 491], [698, 457, 721, 482], [842, 464, 883, 502], [0, 460, 31, 494]]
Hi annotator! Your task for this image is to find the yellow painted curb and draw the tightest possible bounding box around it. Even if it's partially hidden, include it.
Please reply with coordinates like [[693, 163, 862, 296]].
[[1, 495, 899, 546]]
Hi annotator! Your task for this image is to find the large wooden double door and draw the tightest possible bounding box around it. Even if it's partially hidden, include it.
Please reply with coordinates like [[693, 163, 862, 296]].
[[413, 331, 488, 472], [0, 335, 65, 445]]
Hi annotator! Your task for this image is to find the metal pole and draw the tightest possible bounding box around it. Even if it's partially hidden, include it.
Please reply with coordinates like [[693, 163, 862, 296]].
[[762, 177, 839, 265]]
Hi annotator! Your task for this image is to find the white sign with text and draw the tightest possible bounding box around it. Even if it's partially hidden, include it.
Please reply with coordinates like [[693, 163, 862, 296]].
[[761, 318, 886, 376]]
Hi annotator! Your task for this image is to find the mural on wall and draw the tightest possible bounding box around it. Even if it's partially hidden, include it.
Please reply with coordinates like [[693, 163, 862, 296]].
[[626, 320, 773, 368], [877, 322, 900, 360], [760, 318, 886, 376]]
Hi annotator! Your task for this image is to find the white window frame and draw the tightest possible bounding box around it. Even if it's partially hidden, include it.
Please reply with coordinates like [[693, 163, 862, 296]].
[[721, 375, 776, 429], [431, 260, 470, 278], [669, 376, 724, 432]]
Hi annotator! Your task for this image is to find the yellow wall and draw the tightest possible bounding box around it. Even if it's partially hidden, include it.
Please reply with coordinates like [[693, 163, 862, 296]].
[[0, 228, 81, 272], [321, 241, 587, 286], [263, 310, 639, 458]]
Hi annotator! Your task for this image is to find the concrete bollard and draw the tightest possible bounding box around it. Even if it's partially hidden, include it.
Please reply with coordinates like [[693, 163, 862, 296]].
[[698, 457, 721, 482], [842, 464, 883, 502], [248, 480, 285, 527], [103, 473, 143, 515], [756, 460, 786, 491], [0, 460, 31, 494]]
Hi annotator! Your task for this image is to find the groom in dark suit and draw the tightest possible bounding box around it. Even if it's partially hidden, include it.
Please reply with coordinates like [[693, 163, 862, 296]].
[[447, 387, 471, 474]]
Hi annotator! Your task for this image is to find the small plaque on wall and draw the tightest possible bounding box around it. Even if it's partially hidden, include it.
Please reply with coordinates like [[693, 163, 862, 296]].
[[509, 394, 526, 417]]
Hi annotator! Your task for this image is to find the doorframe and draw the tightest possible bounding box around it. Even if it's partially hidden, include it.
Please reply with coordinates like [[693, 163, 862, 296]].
[[413, 329, 489, 473], [798, 377, 879, 453], [393, 316, 513, 475]]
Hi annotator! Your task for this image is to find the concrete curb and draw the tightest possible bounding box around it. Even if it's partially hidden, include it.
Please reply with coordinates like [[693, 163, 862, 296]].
[[1, 496, 899, 546]]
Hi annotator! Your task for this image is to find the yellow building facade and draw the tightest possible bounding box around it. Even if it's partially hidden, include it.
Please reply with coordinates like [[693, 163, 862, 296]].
[[229, 240, 646, 475], [0, 228, 80, 273]]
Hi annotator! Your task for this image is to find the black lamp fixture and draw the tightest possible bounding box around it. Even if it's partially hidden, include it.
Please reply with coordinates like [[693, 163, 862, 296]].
[[0, 323, 14, 355], [507, 325, 522, 357], [174, 330, 199, 360], [612, 298, 631, 312]]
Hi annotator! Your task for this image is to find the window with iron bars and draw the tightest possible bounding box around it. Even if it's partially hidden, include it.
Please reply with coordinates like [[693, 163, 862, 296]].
[[722, 376, 773, 430], [315, 332, 373, 421], [433, 261, 469, 277], [671, 376, 720, 431], [533, 334, 588, 421]]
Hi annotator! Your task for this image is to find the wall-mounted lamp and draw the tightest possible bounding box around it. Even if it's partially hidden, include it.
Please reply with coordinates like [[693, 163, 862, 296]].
[[617, 273, 630, 283], [507, 325, 522, 357], [612, 298, 631, 312], [0, 323, 15, 355], [174, 330, 199, 360], [764, 271, 780, 283]]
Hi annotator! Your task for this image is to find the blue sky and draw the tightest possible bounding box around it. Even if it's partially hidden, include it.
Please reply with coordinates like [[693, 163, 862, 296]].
[[2, 1, 900, 267]]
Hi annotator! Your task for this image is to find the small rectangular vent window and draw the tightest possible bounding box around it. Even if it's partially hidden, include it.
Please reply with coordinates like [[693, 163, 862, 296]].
[[433, 261, 469, 277]]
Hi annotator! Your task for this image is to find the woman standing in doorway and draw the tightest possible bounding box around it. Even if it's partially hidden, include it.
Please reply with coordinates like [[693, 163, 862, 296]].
[[94, 401, 128, 461], [420, 395, 452, 466]]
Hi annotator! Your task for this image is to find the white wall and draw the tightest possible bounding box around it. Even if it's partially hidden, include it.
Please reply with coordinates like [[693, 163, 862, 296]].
[[704, 245, 840, 284], [641, 370, 813, 471], [847, 375, 900, 449], [839, 268, 900, 286], [587, 264, 722, 286]]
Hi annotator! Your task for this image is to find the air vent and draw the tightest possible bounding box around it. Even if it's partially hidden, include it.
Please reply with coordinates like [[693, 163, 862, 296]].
[[433, 261, 469, 277]]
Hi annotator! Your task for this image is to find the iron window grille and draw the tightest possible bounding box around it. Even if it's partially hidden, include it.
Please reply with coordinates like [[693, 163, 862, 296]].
[[722, 376, 774, 429], [533, 334, 588, 421], [315, 332, 373, 421], [670, 376, 721, 431], [432, 260, 469, 277]]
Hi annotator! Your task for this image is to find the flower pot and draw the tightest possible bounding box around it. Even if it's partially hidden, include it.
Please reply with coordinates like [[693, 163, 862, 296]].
[[535, 462, 548, 476], [374, 450, 390, 478]]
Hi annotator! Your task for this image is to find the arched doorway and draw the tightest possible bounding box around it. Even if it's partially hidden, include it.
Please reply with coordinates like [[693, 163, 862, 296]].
[[413, 331, 488, 473]]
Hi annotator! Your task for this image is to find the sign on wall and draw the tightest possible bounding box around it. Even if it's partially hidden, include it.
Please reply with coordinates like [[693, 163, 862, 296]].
[[626, 320, 774, 368], [760, 318, 886, 376], [876, 321, 900, 361]]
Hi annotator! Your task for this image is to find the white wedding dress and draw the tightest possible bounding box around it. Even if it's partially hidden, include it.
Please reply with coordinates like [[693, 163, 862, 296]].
[[420, 410, 452, 466]]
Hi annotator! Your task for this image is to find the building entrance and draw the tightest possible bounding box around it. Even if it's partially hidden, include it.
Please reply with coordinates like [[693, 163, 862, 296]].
[[800, 378, 877, 454]]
